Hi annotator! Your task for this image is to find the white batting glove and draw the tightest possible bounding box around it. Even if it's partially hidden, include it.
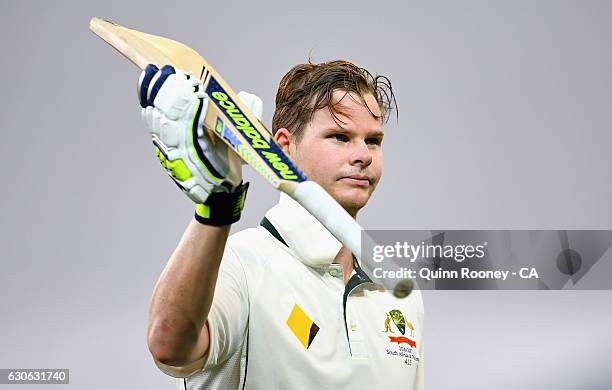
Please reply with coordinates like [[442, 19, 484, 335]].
[[138, 64, 263, 225]]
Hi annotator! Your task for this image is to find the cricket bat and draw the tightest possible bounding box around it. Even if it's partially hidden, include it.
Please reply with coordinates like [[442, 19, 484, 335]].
[[89, 17, 412, 298]]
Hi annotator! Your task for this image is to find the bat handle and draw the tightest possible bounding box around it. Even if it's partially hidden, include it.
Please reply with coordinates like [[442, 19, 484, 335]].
[[290, 181, 363, 257], [290, 181, 413, 297]]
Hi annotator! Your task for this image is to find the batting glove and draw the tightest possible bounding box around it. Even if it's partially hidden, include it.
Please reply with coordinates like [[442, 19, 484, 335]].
[[138, 64, 263, 225]]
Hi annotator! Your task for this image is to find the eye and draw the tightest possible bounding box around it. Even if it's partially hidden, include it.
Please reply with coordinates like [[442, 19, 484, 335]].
[[331, 133, 349, 142], [365, 137, 382, 146]]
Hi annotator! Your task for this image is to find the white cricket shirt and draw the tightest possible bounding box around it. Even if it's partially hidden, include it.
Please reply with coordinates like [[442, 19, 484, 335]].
[[161, 193, 424, 389]]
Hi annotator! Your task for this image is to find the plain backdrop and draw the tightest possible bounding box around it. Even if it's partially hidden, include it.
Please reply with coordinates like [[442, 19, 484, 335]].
[[1, 0, 611, 389]]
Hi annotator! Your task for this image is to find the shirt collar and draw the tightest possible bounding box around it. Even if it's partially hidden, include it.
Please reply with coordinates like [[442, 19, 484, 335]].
[[265, 192, 342, 267]]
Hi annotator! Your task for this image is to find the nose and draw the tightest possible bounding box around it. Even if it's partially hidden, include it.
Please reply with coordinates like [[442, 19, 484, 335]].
[[350, 140, 373, 167]]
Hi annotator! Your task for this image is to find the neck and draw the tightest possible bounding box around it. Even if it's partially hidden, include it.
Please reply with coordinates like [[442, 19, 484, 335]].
[[333, 246, 355, 285]]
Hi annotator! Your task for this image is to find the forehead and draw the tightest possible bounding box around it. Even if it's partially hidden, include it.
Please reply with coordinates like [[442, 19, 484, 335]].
[[311, 90, 383, 130]]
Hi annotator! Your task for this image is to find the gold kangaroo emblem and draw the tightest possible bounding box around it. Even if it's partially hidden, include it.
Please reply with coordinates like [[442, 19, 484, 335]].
[[406, 321, 415, 337], [383, 313, 395, 333]]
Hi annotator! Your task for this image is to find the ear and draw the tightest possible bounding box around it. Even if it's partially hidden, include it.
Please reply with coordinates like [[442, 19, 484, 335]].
[[274, 128, 295, 156]]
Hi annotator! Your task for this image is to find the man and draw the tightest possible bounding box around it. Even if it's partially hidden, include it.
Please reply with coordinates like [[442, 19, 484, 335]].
[[139, 60, 424, 389]]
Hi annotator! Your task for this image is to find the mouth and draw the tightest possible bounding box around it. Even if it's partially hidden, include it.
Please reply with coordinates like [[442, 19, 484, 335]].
[[339, 174, 371, 187]]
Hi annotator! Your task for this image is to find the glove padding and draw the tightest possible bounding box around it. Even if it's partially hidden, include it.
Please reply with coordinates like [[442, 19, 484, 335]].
[[138, 64, 263, 204]]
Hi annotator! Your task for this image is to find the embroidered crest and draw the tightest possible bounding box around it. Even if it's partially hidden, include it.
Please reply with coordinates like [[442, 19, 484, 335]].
[[382, 309, 419, 366]]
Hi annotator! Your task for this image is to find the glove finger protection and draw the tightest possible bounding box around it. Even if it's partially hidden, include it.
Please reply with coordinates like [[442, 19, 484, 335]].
[[138, 64, 263, 225]]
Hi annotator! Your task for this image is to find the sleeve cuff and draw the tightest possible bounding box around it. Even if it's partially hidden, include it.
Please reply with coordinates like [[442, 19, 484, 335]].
[[153, 353, 208, 378]]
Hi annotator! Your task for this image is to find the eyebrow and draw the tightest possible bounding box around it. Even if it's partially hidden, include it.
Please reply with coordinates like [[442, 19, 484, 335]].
[[325, 127, 385, 137]]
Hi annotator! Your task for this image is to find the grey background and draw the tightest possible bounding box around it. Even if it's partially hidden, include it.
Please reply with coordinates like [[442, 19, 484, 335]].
[[1, 0, 611, 388]]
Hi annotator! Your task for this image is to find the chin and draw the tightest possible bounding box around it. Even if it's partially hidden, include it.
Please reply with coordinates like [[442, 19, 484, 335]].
[[333, 189, 371, 216]]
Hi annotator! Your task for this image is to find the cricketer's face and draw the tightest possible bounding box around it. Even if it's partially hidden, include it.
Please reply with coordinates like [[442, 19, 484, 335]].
[[276, 91, 384, 217]]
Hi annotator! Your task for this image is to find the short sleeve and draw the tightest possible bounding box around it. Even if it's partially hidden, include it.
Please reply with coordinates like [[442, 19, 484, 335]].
[[204, 244, 250, 368]]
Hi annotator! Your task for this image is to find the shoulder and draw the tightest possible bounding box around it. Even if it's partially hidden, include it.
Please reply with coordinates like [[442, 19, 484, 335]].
[[224, 225, 289, 267], [220, 225, 293, 298], [227, 226, 268, 247]]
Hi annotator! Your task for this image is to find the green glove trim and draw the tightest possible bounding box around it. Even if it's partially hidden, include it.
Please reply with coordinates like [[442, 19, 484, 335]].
[[155, 147, 193, 181], [194, 182, 249, 226]]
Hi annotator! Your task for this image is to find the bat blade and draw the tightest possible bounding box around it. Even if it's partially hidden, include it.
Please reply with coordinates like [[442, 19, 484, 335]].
[[90, 17, 303, 191], [89, 17, 205, 76]]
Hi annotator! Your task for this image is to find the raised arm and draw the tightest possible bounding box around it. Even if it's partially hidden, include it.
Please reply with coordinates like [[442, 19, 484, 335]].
[[147, 222, 229, 368], [136, 64, 261, 373]]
